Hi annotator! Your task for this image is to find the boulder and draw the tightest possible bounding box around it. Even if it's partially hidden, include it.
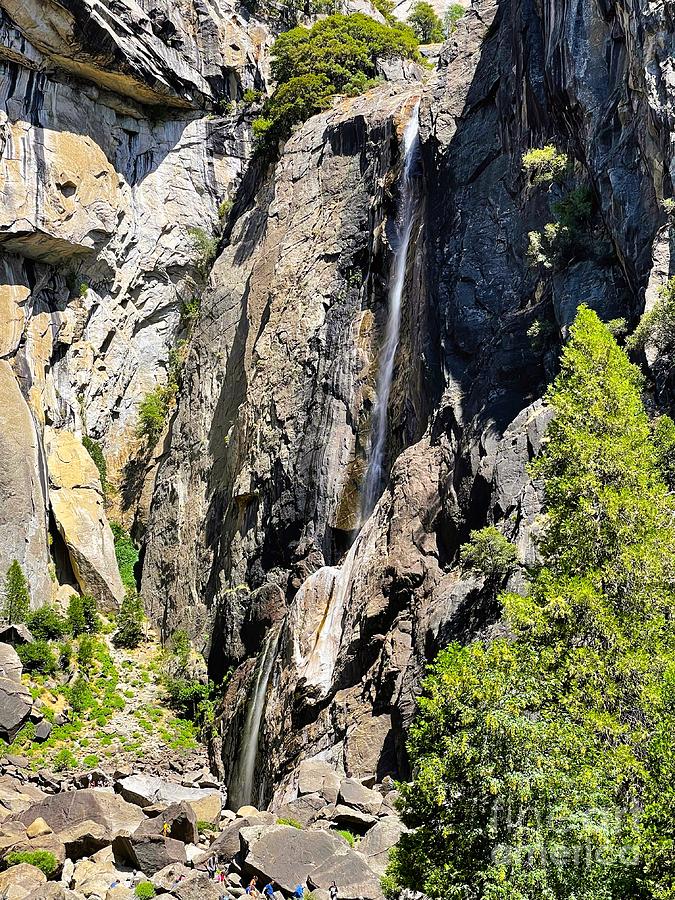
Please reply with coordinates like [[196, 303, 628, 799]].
[[194, 812, 274, 865], [236, 805, 260, 817], [25, 886, 80, 900], [151, 861, 194, 891], [1, 834, 66, 876], [44, 427, 125, 610], [116, 775, 222, 824], [12, 788, 145, 837], [0, 677, 32, 742], [58, 819, 111, 859], [25, 817, 52, 838], [239, 825, 382, 900], [112, 833, 187, 875], [275, 794, 326, 828], [358, 817, 407, 876], [133, 801, 198, 844], [172, 872, 225, 900], [337, 780, 382, 816], [0, 625, 34, 646], [34, 720, 52, 742], [0, 862, 46, 900], [0, 776, 46, 816], [330, 805, 377, 830], [297, 760, 341, 805], [106, 887, 134, 900], [71, 857, 118, 896], [0, 643, 22, 681]]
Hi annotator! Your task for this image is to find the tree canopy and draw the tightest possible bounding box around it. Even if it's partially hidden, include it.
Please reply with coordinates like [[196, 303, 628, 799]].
[[386, 307, 675, 900], [407, 1, 444, 43], [254, 13, 419, 143], [2, 560, 30, 625]]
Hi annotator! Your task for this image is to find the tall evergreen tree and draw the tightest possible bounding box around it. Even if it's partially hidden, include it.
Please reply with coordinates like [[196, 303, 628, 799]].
[[2, 560, 30, 625], [386, 307, 675, 900]]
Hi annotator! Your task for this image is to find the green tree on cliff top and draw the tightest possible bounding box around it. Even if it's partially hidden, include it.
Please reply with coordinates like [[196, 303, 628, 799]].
[[386, 307, 675, 900]]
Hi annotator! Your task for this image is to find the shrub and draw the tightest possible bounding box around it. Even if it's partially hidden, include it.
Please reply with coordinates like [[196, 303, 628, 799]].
[[164, 676, 209, 720], [626, 276, 675, 354], [59, 640, 73, 669], [652, 414, 675, 492], [522, 145, 569, 184], [335, 828, 356, 846], [17, 639, 57, 674], [81, 594, 101, 633], [110, 522, 139, 593], [79, 282, 89, 297], [258, 14, 419, 143], [83, 753, 100, 767], [136, 384, 174, 446], [277, 817, 303, 829], [407, 1, 444, 42], [4, 850, 59, 877], [69, 675, 93, 713], [77, 634, 95, 671], [180, 297, 201, 330], [527, 186, 593, 269], [242, 88, 262, 105], [371, 0, 395, 21], [67, 594, 87, 636], [82, 436, 108, 494], [443, 2, 464, 35], [26, 604, 67, 640], [526, 317, 557, 351], [188, 226, 218, 278], [2, 559, 30, 624], [113, 592, 145, 649], [459, 526, 518, 586], [53, 747, 77, 772], [135, 882, 156, 899]]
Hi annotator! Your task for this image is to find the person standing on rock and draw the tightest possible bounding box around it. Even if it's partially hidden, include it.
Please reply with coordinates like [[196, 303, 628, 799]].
[[329, 882, 338, 900], [207, 855, 217, 879], [263, 882, 274, 899], [247, 876, 259, 895]]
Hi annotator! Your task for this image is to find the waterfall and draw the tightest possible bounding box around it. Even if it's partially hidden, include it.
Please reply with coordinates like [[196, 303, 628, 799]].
[[362, 102, 421, 518], [228, 627, 280, 810]]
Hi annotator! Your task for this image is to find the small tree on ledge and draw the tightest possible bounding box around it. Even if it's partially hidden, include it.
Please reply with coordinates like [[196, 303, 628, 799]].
[[2, 559, 30, 625]]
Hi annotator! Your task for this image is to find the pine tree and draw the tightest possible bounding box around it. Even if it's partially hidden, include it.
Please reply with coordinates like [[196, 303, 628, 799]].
[[113, 592, 144, 649], [3, 560, 30, 625], [387, 307, 675, 900]]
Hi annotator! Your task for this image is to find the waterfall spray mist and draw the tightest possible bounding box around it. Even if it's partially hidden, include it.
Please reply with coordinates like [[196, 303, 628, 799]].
[[362, 102, 421, 519]]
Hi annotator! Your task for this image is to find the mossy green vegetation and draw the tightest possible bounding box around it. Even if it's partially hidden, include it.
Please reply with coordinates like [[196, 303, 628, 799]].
[[253, 14, 419, 144], [4, 850, 59, 877], [386, 307, 675, 900]]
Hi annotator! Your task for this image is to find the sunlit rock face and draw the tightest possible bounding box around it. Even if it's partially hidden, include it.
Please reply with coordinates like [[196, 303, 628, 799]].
[[143, 0, 675, 805], [0, 0, 269, 599]]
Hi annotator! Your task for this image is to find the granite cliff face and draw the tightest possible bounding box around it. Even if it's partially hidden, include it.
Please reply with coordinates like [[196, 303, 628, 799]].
[[2, 0, 675, 808]]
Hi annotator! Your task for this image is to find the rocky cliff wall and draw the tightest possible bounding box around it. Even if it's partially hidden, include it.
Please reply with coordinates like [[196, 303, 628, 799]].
[[0, 0, 270, 605], [143, 0, 675, 804]]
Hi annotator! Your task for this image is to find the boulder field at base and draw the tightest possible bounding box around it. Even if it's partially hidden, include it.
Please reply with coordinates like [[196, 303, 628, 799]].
[[0, 756, 401, 900]]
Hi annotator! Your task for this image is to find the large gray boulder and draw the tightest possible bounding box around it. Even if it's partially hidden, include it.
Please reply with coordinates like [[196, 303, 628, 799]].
[[239, 825, 382, 900], [172, 872, 225, 900], [12, 788, 145, 837], [194, 811, 274, 865], [337, 780, 382, 816], [113, 832, 187, 875], [133, 801, 198, 844], [297, 760, 341, 805], [116, 775, 222, 824], [275, 794, 327, 828], [0, 862, 46, 899], [358, 817, 407, 876], [0, 642, 22, 681], [0, 677, 32, 742]]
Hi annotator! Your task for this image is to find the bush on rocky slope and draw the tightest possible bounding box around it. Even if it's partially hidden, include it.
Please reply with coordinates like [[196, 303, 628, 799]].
[[386, 308, 675, 900], [253, 13, 419, 143]]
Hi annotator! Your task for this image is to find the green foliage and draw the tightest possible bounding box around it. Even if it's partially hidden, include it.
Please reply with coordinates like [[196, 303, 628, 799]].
[[277, 817, 303, 829], [82, 436, 108, 494], [407, 1, 444, 42], [53, 747, 77, 772], [371, 0, 395, 22], [257, 14, 419, 143], [388, 307, 675, 900], [67, 594, 87, 636], [527, 317, 557, 352], [136, 383, 174, 446], [2, 559, 30, 624], [522, 145, 570, 184], [26, 604, 67, 640], [459, 526, 517, 585], [4, 850, 59, 877], [79, 282, 89, 297], [69, 675, 93, 712], [180, 297, 202, 331], [81, 595, 101, 634], [188, 226, 218, 278], [218, 198, 233, 220], [83, 753, 100, 767], [59, 640, 73, 669], [111, 522, 138, 593], [197, 820, 214, 834], [626, 276, 675, 355], [242, 88, 263, 105], [443, 3, 464, 36], [169, 628, 191, 668], [164, 676, 210, 719], [335, 828, 356, 846], [135, 882, 156, 899], [527, 186, 594, 269], [113, 592, 145, 649], [16, 639, 57, 674], [77, 634, 95, 671], [652, 415, 675, 492]]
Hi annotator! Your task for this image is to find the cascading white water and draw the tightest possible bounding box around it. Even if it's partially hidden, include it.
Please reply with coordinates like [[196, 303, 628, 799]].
[[362, 102, 421, 518], [228, 627, 280, 810]]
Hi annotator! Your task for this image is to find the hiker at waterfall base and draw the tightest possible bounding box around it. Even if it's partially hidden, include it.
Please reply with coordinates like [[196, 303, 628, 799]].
[[263, 882, 274, 898], [247, 876, 259, 895], [329, 882, 338, 900], [206, 855, 217, 879]]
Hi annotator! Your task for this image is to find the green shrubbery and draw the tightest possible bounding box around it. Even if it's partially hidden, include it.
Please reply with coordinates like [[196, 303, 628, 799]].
[[4, 850, 59, 877], [82, 435, 108, 494], [2, 559, 30, 624], [443, 2, 464, 35], [113, 592, 145, 649], [527, 186, 594, 269], [111, 522, 139, 594], [386, 307, 675, 900], [53, 747, 77, 772], [407, 1, 443, 42], [136, 383, 175, 446], [277, 817, 303, 829], [17, 639, 58, 674], [135, 882, 156, 899], [522, 145, 570, 184], [254, 14, 419, 144], [26, 604, 67, 640], [627, 276, 675, 355]]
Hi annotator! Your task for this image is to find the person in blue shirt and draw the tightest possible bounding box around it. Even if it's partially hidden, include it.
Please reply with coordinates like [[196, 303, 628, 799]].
[[293, 885, 304, 899], [263, 884, 274, 898]]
